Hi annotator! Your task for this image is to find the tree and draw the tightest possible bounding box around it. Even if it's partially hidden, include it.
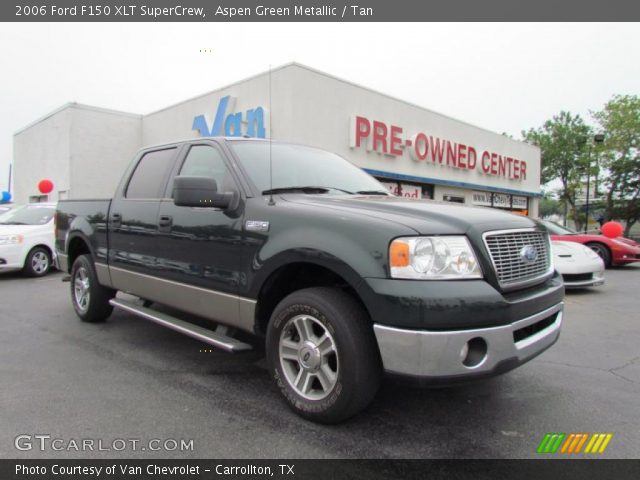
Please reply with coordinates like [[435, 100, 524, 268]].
[[522, 112, 592, 230], [592, 95, 640, 237], [539, 195, 562, 218]]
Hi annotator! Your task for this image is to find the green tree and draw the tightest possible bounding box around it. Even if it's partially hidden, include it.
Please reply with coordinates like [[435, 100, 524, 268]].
[[592, 95, 640, 237], [522, 112, 592, 230], [538, 195, 562, 218]]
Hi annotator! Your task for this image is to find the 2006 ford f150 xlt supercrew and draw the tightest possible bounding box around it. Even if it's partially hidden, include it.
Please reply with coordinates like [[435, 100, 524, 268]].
[[56, 138, 564, 423]]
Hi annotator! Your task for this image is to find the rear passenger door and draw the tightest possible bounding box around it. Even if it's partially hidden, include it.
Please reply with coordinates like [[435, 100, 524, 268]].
[[107, 147, 177, 278]]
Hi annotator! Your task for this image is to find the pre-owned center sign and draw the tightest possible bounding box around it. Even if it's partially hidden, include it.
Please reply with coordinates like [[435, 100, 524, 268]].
[[350, 116, 527, 181]]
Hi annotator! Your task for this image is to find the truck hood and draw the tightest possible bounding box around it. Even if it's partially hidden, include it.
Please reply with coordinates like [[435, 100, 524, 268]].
[[281, 194, 536, 235], [0, 224, 51, 236]]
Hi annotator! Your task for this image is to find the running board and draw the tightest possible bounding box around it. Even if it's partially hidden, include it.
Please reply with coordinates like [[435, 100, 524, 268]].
[[109, 298, 252, 352]]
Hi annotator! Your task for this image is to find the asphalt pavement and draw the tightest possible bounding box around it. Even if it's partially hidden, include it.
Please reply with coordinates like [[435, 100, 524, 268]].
[[1, 265, 639, 459]]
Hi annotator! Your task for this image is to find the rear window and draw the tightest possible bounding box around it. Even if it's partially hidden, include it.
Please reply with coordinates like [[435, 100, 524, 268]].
[[126, 148, 176, 199], [0, 205, 55, 225]]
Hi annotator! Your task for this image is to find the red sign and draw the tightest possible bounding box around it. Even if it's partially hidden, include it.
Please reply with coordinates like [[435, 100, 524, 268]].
[[350, 116, 527, 181]]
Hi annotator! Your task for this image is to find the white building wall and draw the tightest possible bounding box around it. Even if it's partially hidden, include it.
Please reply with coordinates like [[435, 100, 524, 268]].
[[69, 106, 142, 199], [13, 107, 72, 204]]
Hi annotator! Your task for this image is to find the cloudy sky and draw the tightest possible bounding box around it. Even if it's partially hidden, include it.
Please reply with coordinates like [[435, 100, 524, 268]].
[[1, 22, 638, 192]]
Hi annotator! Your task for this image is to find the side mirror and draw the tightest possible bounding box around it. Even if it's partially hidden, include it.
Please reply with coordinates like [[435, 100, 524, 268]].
[[173, 176, 234, 209]]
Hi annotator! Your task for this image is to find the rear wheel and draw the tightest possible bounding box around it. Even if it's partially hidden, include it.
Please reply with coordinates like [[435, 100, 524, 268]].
[[23, 247, 51, 277], [586, 242, 611, 267], [266, 287, 381, 423], [70, 254, 115, 323]]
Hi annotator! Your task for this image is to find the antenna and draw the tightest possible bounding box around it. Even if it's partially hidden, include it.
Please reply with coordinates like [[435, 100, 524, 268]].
[[268, 64, 275, 206]]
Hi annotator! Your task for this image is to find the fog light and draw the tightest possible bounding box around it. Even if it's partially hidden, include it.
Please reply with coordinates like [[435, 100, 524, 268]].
[[461, 337, 488, 368]]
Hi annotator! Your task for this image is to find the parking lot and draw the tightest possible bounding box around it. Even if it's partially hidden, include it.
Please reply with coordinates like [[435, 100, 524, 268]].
[[1, 265, 639, 459]]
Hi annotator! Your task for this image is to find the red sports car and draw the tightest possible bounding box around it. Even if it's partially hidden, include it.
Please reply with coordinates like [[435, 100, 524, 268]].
[[540, 220, 640, 267]]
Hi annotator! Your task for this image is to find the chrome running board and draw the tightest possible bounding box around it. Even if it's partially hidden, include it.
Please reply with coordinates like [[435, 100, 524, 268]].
[[109, 298, 252, 352]]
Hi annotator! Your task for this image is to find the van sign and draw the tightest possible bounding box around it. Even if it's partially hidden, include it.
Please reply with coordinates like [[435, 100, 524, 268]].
[[192, 96, 266, 138]]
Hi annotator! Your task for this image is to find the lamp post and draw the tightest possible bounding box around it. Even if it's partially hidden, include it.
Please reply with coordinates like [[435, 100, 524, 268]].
[[584, 133, 606, 233]]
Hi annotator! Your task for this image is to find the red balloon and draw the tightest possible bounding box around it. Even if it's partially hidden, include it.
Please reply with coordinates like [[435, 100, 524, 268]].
[[601, 221, 623, 239], [38, 179, 54, 194]]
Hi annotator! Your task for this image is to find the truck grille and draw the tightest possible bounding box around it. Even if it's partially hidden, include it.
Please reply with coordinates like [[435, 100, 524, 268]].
[[483, 229, 552, 289]]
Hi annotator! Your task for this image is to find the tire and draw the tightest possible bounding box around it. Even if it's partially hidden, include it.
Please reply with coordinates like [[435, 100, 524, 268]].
[[23, 246, 51, 277], [70, 254, 116, 323], [586, 242, 612, 267], [266, 287, 381, 424]]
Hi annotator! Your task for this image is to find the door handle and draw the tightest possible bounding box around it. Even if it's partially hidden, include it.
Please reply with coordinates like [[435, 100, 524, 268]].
[[158, 215, 173, 233], [110, 213, 121, 228], [159, 215, 173, 227]]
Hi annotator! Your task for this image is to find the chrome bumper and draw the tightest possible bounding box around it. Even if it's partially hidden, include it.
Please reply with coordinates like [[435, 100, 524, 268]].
[[373, 302, 563, 379]]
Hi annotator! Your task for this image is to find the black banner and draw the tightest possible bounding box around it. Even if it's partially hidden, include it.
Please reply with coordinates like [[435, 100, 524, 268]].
[[2, 0, 640, 22], [3, 460, 640, 480]]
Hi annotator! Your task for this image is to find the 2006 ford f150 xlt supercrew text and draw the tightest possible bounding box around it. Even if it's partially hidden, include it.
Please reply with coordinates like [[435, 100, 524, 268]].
[[56, 138, 564, 423]]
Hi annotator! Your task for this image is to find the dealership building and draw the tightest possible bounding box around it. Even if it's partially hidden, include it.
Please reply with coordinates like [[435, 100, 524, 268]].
[[13, 63, 541, 215]]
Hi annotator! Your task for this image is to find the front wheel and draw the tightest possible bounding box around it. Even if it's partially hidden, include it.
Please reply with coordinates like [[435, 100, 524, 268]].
[[586, 242, 612, 267], [23, 247, 51, 277], [266, 287, 381, 424], [70, 254, 115, 323]]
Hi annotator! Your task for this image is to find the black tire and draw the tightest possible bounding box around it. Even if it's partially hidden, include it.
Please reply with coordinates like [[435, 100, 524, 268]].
[[586, 242, 612, 267], [23, 246, 51, 277], [70, 254, 116, 323], [266, 287, 381, 424]]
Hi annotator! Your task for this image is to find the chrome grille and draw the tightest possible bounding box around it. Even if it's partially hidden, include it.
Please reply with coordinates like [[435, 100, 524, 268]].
[[483, 229, 551, 288]]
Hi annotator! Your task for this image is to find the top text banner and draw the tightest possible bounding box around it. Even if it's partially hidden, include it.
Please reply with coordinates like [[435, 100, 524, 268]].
[[3, 0, 640, 22]]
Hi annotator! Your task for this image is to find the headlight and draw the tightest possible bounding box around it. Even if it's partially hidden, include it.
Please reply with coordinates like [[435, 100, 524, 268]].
[[0, 234, 24, 245], [390, 236, 482, 279]]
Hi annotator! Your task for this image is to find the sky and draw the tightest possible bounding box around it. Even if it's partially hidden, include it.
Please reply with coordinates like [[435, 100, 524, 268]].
[[1, 22, 639, 192]]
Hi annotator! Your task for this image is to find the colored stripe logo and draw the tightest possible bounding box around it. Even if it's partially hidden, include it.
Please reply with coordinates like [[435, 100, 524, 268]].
[[537, 433, 613, 454]]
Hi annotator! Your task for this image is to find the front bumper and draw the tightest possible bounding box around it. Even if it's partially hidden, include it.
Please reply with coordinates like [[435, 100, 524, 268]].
[[562, 270, 604, 288], [373, 302, 563, 380], [0, 243, 26, 270]]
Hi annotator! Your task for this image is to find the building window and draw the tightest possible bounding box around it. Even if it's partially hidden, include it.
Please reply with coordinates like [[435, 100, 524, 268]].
[[29, 195, 49, 203], [443, 194, 465, 204]]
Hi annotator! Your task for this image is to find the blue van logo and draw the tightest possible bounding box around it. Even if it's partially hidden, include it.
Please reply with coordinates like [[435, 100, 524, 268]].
[[192, 95, 266, 138]]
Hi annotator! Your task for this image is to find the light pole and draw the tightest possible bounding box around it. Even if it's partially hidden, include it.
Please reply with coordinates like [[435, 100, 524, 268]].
[[584, 133, 605, 233]]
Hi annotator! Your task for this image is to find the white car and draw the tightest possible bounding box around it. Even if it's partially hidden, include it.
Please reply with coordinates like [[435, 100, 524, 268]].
[[0, 203, 56, 277], [552, 240, 605, 288]]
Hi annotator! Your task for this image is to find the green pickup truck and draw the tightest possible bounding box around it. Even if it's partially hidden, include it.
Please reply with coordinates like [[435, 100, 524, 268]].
[[55, 138, 564, 423]]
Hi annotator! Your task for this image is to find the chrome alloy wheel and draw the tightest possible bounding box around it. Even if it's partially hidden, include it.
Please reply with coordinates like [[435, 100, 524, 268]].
[[74, 266, 91, 313], [279, 314, 339, 400], [31, 251, 49, 274]]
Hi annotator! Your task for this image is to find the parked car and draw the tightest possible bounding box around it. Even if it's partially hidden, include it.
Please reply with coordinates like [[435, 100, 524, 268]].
[[552, 240, 604, 288], [0, 203, 56, 277], [56, 138, 564, 423], [540, 219, 640, 267]]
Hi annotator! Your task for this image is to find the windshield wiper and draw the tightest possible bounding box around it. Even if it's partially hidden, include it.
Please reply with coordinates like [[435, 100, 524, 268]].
[[0, 221, 26, 225], [262, 186, 353, 195], [355, 190, 390, 195]]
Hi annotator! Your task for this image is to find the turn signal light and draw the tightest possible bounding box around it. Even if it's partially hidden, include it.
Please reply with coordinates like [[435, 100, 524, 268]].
[[390, 240, 410, 267]]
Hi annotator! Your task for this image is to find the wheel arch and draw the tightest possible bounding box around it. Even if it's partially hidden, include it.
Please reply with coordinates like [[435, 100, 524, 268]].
[[66, 233, 94, 273], [253, 256, 375, 336], [585, 241, 613, 266]]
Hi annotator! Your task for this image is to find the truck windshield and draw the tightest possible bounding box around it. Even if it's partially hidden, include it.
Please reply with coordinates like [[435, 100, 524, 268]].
[[0, 205, 55, 225], [229, 141, 389, 196]]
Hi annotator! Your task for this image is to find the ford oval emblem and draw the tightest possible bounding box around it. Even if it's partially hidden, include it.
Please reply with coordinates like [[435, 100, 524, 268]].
[[520, 245, 538, 263]]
